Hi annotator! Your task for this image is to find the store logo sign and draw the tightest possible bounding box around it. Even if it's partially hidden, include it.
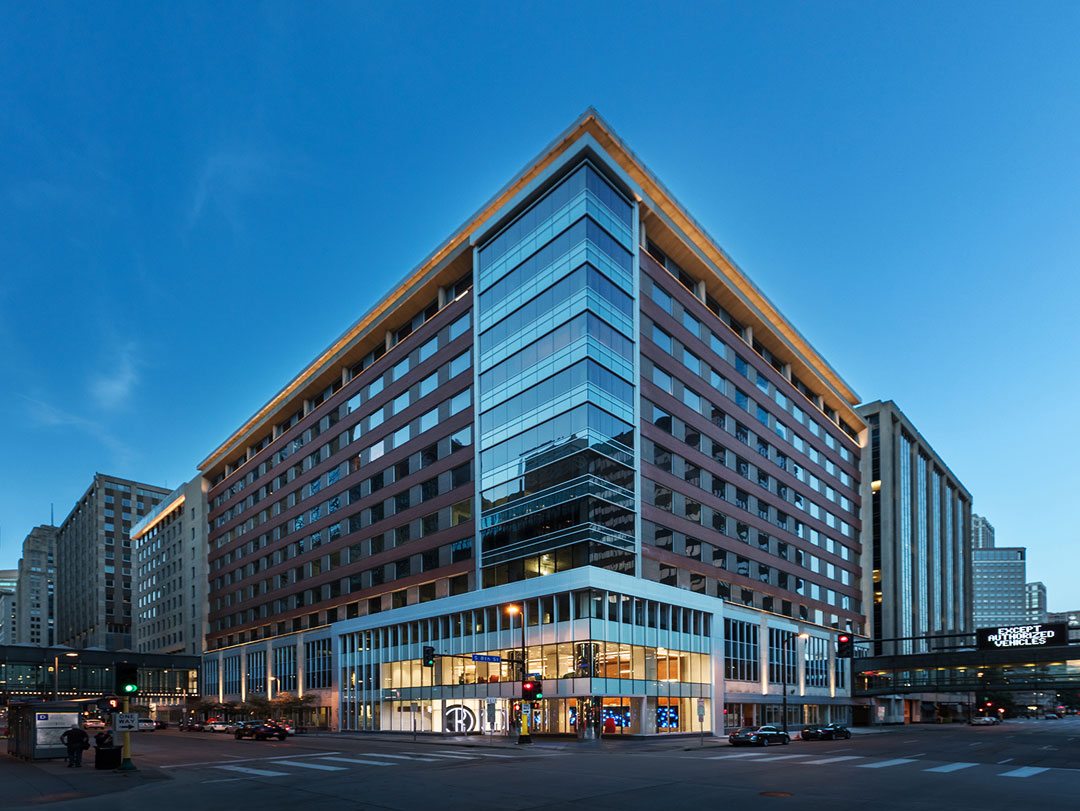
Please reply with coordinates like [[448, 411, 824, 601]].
[[444, 704, 476, 733]]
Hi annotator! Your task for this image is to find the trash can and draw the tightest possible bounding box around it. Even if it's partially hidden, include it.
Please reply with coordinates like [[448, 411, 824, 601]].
[[94, 746, 122, 770]]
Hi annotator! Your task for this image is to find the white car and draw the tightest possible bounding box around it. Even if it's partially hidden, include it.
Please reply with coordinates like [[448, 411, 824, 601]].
[[970, 716, 998, 725], [137, 718, 156, 731], [83, 718, 106, 731], [208, 720, 232, 732]]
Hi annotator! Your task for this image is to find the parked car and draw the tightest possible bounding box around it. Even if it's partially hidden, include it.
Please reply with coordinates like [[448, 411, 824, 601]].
[[729, 725, 790, 746], [137, 718, 156, 731], [153, 720, 169, 730], [83, 718, 106, 731], [234, 720, 287, 741], [969, 716, 999, 725], [179, 720, 205, 732], [207, 720, 232, 733], [1043, 713, 1060, 719], [800, 723, 851, 741], [274, 720, 294, 735]]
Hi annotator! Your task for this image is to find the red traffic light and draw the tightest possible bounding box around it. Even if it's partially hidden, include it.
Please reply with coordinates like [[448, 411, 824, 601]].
[[838, 634, 850, 643], [521, 680, 543, 701]]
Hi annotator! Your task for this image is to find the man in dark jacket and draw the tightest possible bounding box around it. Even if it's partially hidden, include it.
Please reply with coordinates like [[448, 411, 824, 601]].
[[60, 724, 89, 767], [94, 729, 114, 750]]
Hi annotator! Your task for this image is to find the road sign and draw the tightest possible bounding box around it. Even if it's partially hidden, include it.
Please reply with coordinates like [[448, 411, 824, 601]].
[[486, 698, 496, 725], [113, 713, 139, 732], [697, 699, 705, 722], [471, 654, 502, 663]]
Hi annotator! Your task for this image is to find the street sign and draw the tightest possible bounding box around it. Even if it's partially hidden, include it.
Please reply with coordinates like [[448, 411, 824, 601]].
[[471, 654, 502, 663], [696, 699, 705, 722], [486, 698, 496, 725], [113, 713, 139, 732], [976, 623, 1069, 651]]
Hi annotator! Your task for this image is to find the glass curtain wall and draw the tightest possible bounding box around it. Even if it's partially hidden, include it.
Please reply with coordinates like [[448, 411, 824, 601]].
[[476, 162, 639, 586]]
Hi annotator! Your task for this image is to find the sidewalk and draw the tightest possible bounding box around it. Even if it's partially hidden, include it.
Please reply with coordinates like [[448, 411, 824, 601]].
[[0, 751, 168, 807]]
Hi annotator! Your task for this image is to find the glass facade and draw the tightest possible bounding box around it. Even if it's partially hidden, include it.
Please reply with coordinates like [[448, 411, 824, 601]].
[[477, 162, 638, 586], [898, 433, 913, 653]]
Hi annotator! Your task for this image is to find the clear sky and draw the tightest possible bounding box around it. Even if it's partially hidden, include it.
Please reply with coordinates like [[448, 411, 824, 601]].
[[2, 3, 1077, 610]]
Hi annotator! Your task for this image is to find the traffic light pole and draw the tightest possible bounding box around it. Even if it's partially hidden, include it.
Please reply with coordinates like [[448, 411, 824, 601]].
[[517, 611, 531, 745], [119, 696, 135, 771]]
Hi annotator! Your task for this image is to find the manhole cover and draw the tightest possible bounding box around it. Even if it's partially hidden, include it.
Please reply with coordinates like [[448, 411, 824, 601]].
[[760, 791, 793, 798]]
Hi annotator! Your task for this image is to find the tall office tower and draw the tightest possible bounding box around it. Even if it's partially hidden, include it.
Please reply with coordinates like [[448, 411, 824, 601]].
[[15, 526, 58, 646], [56, 474, 170, 649], [856, 401, 973, 654], [971, 546, 1028, 628], [0, 569, 17, 593], [0, 591, 16, 644], [1024, 581, 1047, 624], [131, 478, 210, 655], [1047, 610, 1080, 642], [200, 111, 865, 735], [971, 513, 995, 550]]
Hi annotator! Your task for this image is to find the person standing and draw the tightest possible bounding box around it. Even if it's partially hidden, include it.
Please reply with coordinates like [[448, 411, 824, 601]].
[[60, 724, 89, 767], [94, 729, 114, 750]]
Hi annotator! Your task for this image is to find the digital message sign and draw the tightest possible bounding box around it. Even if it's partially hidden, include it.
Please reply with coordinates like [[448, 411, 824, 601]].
[[976, 622, 1069, 651]]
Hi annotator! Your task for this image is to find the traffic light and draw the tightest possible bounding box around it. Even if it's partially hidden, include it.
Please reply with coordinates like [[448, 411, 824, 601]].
[[96, 696, 120, 712], [836, 634, 854, 658], [422, 646, 436, 667], [521, 680, 543, 701], [115, 662, 140, 695]]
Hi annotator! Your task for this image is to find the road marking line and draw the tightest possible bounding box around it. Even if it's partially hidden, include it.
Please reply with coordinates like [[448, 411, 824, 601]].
[[748, 754, 806, 761], [925, 762, 978, 773], [1000, 767, 1049, 778], [271, 760, 347, 771], [318, 757, 397, 767], [706, 752, 771, 760], [906, 753, 926, 757], [435, 750, 516, 758], [403, 752, 477, 760], [213, 765, 289, 777], [798, 756, 864, 764], [162, 751, 341, 769], [858, 758, 917, 769], [355, 753, 440, 762], [998, 758, 1014, 764]]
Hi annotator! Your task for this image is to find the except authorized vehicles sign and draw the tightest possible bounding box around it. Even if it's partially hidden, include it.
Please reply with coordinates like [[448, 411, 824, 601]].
[[976, 622, 1069, 650]]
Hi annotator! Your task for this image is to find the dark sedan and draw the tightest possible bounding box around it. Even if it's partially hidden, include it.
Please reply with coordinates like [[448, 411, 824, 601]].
[[234, 720, 287, 741], [800, 723, 851, 741], [729, 725, 791, 746]]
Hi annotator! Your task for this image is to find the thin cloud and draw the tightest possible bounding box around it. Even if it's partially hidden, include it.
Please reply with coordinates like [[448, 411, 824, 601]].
[[186, 148, 279, 230], [88, 344, 139, 411], [20, 395, 133, 466]]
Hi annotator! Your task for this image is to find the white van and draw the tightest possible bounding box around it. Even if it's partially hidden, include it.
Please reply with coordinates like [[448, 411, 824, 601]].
[[137, 718, 156, 731]]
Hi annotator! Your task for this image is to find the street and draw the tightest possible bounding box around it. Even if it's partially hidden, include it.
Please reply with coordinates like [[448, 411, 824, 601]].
[[2, 718, 1078, 811]]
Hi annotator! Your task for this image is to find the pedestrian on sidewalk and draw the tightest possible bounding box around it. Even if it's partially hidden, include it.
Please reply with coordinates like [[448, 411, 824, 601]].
[[60, 724, 89, 768], [94, 729, 114, 750]]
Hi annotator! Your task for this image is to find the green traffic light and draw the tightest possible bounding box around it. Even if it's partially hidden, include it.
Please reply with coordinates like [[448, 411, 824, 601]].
[[122, 684, 138, 693]]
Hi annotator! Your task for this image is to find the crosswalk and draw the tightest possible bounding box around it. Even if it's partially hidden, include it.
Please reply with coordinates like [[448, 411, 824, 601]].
[[686, 749, 1067, 780], [192, 749, 557, 783]]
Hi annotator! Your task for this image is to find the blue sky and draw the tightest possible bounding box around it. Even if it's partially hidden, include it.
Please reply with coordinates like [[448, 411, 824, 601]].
[[1, 3, 1077, 610]]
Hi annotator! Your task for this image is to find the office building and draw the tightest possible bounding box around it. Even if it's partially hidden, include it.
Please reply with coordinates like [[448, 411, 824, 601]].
[[199, 110, 864, 735], [972, 546, 1027, 629], [971, 513, 995, 549], [56, 474, 170, 650], [0, 569, 16, 594], [1047, 610, 1080, 643], [856, 401, 972, 656], [15, 526, 58, 646], [0, 591, 15, 645], [132, 478, 210, 655], [1025, 582, 1047, 624]]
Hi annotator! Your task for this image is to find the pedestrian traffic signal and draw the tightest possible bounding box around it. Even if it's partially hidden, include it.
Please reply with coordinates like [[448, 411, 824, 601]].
[[422, 646, 436, 667], [96, 696, 120, 712], [115, 662, 139, 695], [836, 634, 854, 658], [521, 680, 543, 701]]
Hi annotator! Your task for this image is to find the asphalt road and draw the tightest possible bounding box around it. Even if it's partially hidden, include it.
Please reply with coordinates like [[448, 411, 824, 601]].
[[4, 718, 1078, 811]]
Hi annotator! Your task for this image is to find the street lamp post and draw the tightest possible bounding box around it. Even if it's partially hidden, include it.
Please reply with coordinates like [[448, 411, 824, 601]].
[[780, 633, 809, 733], [52, 652, 79, 700], [505, 604, 531, 744]]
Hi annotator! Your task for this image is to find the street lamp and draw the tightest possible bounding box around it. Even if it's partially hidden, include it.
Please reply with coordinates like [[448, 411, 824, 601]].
[[52, 651, 79, 700], [780, 633, 810, 733], [505, 604, 531, 744]]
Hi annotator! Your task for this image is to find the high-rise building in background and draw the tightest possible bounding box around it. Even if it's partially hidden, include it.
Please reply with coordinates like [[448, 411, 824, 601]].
[[856, 401, 972, 655], [0, 591, 16, 645], [1047, 609, 1080, 642], [0, 569, 17, 594], [15, 526, 58, 646], [972, 545, 1028, 629], [131, 478, 209, 655], [1024, 581, 1047, 624], [56, 474, 170, 649], [198, 111, 865, 735], [971, 513, 995, 549]]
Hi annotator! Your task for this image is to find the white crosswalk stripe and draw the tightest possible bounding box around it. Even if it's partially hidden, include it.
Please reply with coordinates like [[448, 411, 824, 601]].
[[270, 759, 347, 771], [355, 753, 441, 762], [318, 756, 398, 767], [213, 765, 290, 777], [925, 762, 978, 773], [798, 756, 864, 765], [435, 750, 516, 758], [1000, 766, 1050, 778], [858, 758, 917, 769], [748, 754, 806, 761], [404, 752, 477, 760], [707, 752, 771, 760]]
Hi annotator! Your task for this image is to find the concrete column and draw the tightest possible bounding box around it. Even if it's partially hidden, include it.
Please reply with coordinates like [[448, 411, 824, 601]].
[[438, 286, 449, 308], [217, 655, 224, 703], [711, 606, 725, 736], [385, 330, 393, 351], [266, 639, 275, 699], [240, 648, 248, 702], [743, 324, 753, 346], [296, 634, 305, 698]]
